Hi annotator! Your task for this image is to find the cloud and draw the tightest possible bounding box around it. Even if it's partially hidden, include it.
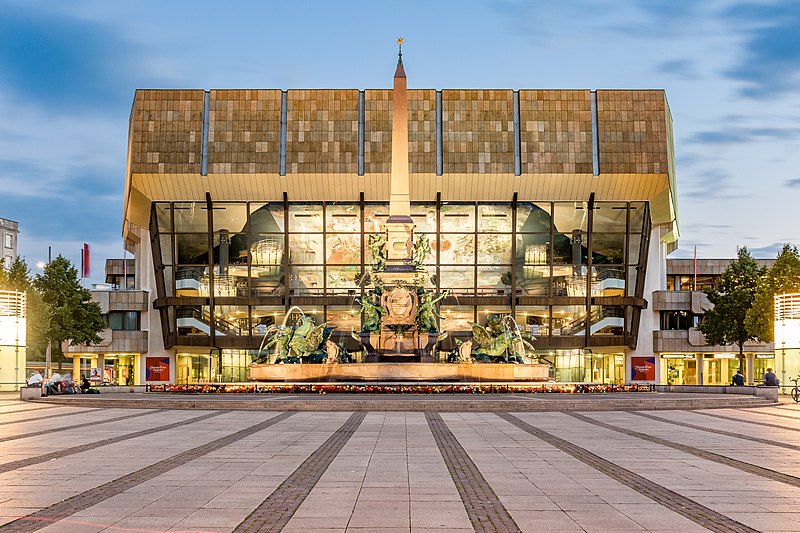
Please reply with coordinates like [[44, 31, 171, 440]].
[[0, 4, 150, 114], [785, 178, 800, 188], [687, 126, 800, 145], [657, 59, 697, 80], [682, 169, 743, 200], [723, 2, 800, 98], [747, 242, 796, 258]]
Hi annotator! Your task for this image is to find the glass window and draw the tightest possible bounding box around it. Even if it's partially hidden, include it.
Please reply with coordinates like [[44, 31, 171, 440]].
[[251, 306, 285, 333], [289, 266, 323, 295], [439, 267, 475, 292], [215, 306, 249, 336], [106, 311, 140, 331], [440, 306, 473, 332], [326, 234, 361, 264], [515, 306, 549, 337], [552, 230, 587, 265], [552, 305, 587, 336], [440, 204, 475, 232], [591, 266, 625, 297], [439, 235, 474, 264], [288, 204, 323, 232], [592, 202, 628, 232], [327, 305, 361, 330], [250, 235, 283, 266], [516, 265, 550, 296], [288, 234, 323, 264], [477, 266, 511, 294], [629, 202, 646, 234], [590, 306, 625, 336], [660, 311, 692, 330], [417, 234, 436, 265], [518, 234, 550, 264], [478, 204, 512, 232], [175, 234, 208, 265], [221, 350, 253, 382], [477, 306, 512, 327], [250, 267, 284, 296], [627, 266, 639, 297], [553, 202, 588, 234], [411, 203, 437, 232], [627, 233, 642, 266], [517, 202, 552, 233], [327, 266, 361, 293], [176, 305, 211, 336], [212, 203, 247, 234], [154, 203, 171, 233], [249, 203, 285, 233], [364, 203, 389, 233], [159, 235, 173, 265], [477, 234, 512, 264], [551, 265, 588, 297], [214, 232, 248, 266], [173, 203, 208, 233], [592, 233, 625, 265], [326, 203, 360, 233]]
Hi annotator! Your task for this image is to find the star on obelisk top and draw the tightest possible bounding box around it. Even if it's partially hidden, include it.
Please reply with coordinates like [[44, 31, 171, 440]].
[[395, 37, 406, 77]]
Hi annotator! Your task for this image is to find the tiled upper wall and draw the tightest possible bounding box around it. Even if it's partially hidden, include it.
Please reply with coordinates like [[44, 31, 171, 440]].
[[131, 90, 204, 175], [208, 90, 281, 174], [519, 90, 593, 174], [597, 90, 668, 174], [442, 90, 515, 175], [129, 88, 670, 176]]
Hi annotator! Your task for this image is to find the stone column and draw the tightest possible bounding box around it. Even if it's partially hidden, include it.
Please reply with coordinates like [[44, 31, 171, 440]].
[[696, 354, 703, 385]]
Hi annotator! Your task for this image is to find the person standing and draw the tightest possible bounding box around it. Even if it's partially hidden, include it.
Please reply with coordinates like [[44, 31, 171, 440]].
[[763, 368, 780, 386], [732, 369, 745, 386]]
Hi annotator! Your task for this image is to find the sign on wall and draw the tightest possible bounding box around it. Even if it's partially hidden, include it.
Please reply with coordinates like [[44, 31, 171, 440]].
[[630, 356, 656, 381], [146, 357, 170, 382]]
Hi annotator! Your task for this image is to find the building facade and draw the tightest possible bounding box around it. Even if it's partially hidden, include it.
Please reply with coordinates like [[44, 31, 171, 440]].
[[121, 67, 679, 384], [0, 218, 18, 269], [63, 259, 148, 385], [651, 258, 776, 386]]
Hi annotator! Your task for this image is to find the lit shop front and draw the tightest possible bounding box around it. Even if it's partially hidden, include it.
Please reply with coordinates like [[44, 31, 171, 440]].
[[661, 353, 775, 386]]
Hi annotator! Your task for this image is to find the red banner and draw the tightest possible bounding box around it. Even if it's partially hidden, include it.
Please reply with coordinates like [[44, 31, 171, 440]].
[[630, 356, 656, 381], [82, 243, 90, 278], [146, 357, 170, 381]]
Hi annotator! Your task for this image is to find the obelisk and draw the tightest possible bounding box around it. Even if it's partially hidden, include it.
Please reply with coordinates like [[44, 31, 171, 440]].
[[384, 38, 415, 273]]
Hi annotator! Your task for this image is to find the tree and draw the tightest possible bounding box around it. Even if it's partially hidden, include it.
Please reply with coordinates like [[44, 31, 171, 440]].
[[746, 244, 800, 343], [34, 255, 105, 374], [700, 247, 765, 375]]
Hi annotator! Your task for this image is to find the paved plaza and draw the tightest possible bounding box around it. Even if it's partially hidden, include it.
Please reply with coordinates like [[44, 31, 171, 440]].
[[0, 394, 799, 532]]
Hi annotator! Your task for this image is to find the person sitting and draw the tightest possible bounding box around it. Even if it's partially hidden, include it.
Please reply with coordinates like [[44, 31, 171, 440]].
[[81, 375, 91, 393], [763, 368, 780, 387], [26, 371, 43, 387], [731, 369, 744, 386]]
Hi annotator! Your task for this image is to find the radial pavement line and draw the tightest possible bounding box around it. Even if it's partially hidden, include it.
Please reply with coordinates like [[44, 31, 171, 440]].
[[234, 411, 367, 533], [499, 413, 757, 533], [0, 410, 226, 475], [0, 407, 98, 427], [0, 405, 65, 416], [631, 411, 800, 451], [693, 409, 800, 432], [568, 412, 800, 489], [735, 408, 800, 422], [0, 409, 165, 443], [0, 412, 294, 533], [425, 412, 521, 533]]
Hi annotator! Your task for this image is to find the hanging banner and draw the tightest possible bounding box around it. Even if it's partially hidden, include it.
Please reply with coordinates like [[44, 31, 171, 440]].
[[630, 356, 656, 381], [82, 243, 91, 278], [146, 357, 170, 382]]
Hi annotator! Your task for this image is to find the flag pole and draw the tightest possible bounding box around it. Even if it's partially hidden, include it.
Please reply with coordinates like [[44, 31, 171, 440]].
[[693, 245, 697, 291]]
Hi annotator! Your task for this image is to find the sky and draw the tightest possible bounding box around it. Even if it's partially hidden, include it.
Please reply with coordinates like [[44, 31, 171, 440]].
[[0, 0, 798, 284]]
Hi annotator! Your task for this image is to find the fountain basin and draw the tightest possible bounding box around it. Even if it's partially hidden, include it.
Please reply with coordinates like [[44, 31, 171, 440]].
[[249, 362, 550, 382]]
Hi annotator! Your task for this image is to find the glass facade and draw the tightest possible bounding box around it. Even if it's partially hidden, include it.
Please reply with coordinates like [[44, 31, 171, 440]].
[[151, 200, 651, 361]]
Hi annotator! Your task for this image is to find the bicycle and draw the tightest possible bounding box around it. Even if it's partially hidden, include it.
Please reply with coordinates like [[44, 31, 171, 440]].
[[791, 376, 800, 404]]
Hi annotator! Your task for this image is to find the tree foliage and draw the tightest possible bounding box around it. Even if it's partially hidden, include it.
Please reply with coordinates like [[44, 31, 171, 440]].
[[33, 256, 105, 355], [0, 257, 50, 357], [699, 247, 765, 363], [746, 244, 800, 342]]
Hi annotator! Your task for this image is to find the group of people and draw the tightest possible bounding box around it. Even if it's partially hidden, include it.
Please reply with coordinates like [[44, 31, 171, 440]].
[[27, 371, 94, 395], [730, 368, 779, 386]]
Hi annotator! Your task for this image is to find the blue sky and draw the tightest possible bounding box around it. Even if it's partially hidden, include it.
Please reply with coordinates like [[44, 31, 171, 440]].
[[0, 0, 798, 283]]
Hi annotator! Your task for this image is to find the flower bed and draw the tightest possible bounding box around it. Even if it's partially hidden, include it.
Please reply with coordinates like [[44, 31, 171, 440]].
[[145, 383, 654, 394]]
